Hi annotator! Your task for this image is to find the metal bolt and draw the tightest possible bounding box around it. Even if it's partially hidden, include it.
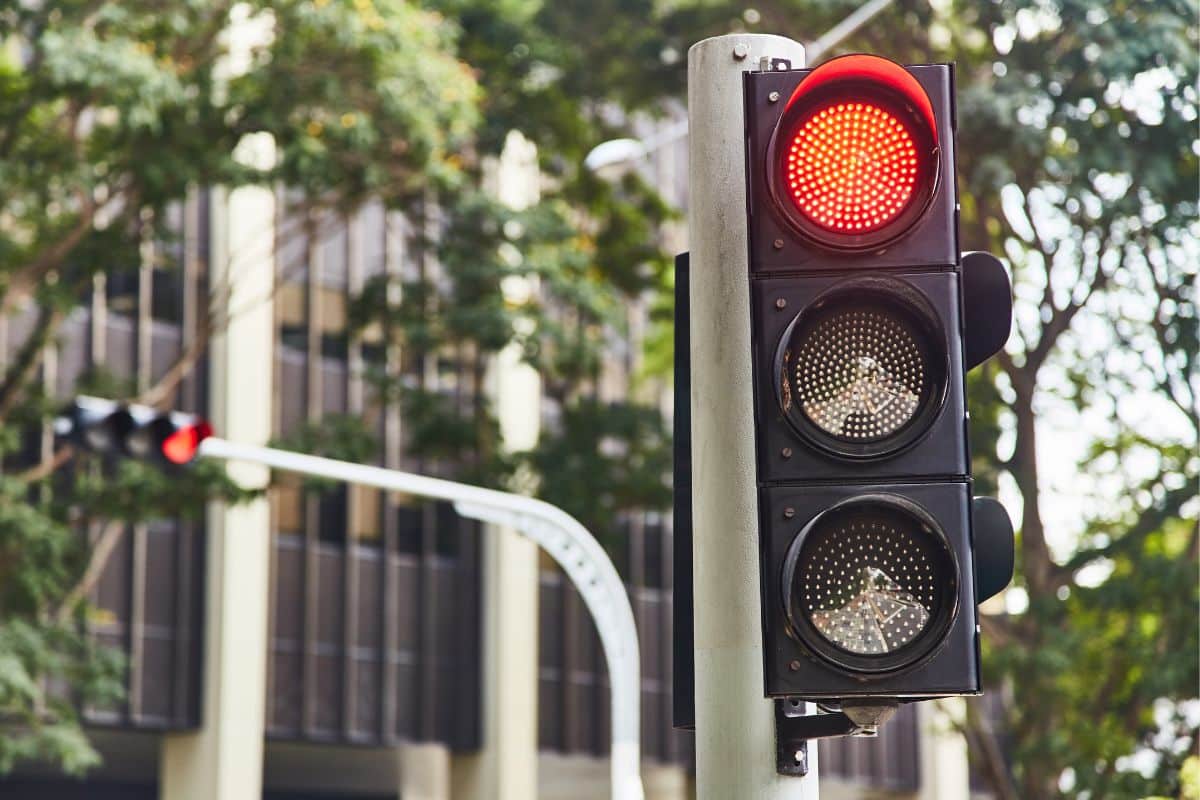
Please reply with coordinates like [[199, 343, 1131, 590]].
[[773, 238, 784, 250], [774, 297, 787, 310], [788, 659, 801, 672], [733, 43, 750, 61], [783, 507, 796, 520], [781, 447, 792, 459], [768, 91, 780, 103]]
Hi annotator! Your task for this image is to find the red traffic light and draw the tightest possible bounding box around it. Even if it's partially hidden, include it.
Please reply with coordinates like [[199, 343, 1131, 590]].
[[59, 397, 213, 466], [770, 54, 940, 251], [161, 419, 213, 464], [783, 102, 919, 233]]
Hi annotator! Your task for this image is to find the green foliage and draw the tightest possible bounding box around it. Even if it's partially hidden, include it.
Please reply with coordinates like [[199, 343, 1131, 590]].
[[519, 399, 672, 548], [339, 0, 680, 560], [270, 413, 380, 491], [0, 0, 478, 776], [0, 474, 126, 775], [229, 0, 480, 204], [0, 620, 123, 776], [72, 459, 259, 524]]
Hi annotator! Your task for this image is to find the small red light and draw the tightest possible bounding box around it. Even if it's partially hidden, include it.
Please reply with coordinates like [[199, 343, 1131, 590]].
[[784, 101, 919, 234], [162, 420, 212, 465]]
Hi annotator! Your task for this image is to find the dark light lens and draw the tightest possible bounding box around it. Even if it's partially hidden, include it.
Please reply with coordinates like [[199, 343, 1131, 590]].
[[798, 510, 939, 655], [792, 303, 926, 441], [777, 279, 946, 459], [782, 496, 958, 673]]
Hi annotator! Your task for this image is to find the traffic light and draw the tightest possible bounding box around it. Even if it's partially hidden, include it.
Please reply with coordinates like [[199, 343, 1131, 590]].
[[744, 55, 1014, 706], [56, 396, 212, 466]]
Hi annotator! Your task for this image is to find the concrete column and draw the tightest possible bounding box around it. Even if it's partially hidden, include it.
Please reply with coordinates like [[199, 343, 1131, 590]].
[[160, 132, 276, 800], [642, 763, 689, 800], [451, 130, 541, 800], [401, 743, 453, 800], [538, 755, 688, 800], [917, 699, 971, 800]]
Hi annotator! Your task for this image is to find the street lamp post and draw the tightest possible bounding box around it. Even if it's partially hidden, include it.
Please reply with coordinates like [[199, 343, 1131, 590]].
[[196, 436, 647, 800]]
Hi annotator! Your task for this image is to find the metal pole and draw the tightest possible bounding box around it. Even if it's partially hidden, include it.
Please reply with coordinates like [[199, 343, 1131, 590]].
[[197, 437, 645, 800], [686, 34, 818, 799], [805, 0, 897, 63]]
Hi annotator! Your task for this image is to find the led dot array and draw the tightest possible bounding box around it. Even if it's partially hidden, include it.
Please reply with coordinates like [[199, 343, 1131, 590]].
[[784, 102, 919, 233], [793, 307, 925, 441], [798, 514, 938, 656]]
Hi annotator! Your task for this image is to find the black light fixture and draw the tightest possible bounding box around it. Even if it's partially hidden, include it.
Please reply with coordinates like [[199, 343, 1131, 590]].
[[742, 53, 1015, 711]]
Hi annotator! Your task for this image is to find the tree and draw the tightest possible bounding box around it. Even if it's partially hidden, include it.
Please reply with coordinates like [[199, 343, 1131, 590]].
[[343, 0, 679, 547], [0, 0, 680, 772], [0, 0, 477, 773]]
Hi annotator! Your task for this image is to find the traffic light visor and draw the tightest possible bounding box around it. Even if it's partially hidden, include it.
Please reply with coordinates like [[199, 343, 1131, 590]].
[[771, 54, 939, 250]]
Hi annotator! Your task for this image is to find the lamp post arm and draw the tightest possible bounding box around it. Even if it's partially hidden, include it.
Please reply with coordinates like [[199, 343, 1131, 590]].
[[197, 436, 645, 800]]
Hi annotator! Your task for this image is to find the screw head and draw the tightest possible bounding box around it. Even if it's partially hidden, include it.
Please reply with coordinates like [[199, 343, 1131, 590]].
[[781, 447, 793, 459], [775, 297, 787, 310], [769, 91, 781, 103], [788, 659, 801, 671], [773, 238, 784, 250], [733, 43, 750, 60], [783, 507, 796, 520]]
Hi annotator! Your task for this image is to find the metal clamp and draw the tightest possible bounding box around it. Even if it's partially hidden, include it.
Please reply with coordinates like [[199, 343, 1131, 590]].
[[775, 700, 898, 776], [757, 56, 795, 72]]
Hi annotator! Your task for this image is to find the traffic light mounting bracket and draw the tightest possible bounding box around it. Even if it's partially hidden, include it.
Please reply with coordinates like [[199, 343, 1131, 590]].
[[775, 699, 884, 776]]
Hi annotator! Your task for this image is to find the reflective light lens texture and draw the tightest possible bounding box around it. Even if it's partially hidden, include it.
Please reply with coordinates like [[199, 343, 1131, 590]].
[[793, 505, 950, 658], [792, 304, 924, 441], [784, 101, 918, 233], [779, 284, 944, 460]]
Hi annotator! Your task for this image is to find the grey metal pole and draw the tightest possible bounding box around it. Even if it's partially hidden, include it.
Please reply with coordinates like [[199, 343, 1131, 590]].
[[686, 34, 818, 800], [805, 0, 896, 62]]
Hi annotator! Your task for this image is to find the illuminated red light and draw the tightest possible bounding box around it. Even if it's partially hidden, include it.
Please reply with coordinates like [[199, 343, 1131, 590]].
[[769, 54, 939, 250], [162, 420, 212, 465], [784, 102, 919, 233]]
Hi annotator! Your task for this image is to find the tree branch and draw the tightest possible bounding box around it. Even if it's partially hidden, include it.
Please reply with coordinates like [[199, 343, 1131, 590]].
[[963, 698, 1021, 800], [55, 519, 125, 623], [1061, 481, 1198, 573], [0, 304, 64, 425], [1027, 238, 1111, 371]]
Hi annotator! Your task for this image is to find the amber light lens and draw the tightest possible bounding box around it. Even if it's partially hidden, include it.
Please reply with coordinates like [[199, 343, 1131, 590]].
[[784, 102, 919, 234]]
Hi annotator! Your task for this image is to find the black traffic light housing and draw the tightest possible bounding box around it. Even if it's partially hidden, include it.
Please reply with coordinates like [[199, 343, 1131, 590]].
[[57, 396, 212, 467], [743, 55, 1014, 705]]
